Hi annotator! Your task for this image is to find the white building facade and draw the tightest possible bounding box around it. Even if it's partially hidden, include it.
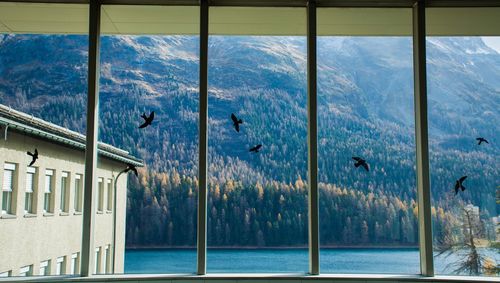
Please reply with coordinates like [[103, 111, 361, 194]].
[[0, 104, 142, 277]]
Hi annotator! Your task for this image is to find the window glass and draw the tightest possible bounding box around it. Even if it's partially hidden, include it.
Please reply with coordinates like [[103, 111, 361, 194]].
[[25, 167, 36, 214], [39, 260, 50, 276], [317, 8, 419, 274], [98, 4, 200, 275], [60, 172, 69, 212], [427, 35, 500, 277], [74, 174, 83, 212], [207, 7, 308, 273], [0, 2, 88, 278], [2, 164, 15, 214]]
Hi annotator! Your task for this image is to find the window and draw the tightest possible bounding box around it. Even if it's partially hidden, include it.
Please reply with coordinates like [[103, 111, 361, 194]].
[[60, 172, 69, 212], [207, 7, 308, 273], [56, 256, 66, 275], [2, 163, 16, 215], [98, 3, 200, 274], [0, 270, 11, 277], [104, 245, 111, 274], [18, 265, 32, 277], [317, 8, 419, 274], [74, 174, 83, 212], [70, 253, 79, 275], [106, 179, 112, 211], [44, 170, 54, 213], [25, 167, 36, 214], [95, 247, 101, 274], [39, 260, 50, 276], [97, 178, 104, 212]]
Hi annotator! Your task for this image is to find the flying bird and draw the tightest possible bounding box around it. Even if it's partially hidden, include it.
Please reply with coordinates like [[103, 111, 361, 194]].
[[27, 149, 38, 166], [139, 111, 155, 128], [454, 176, 467, 195], [249, 144, 262, 153], [476, 137, 489, 145], [124, 164, 138, 176], [352, 157, 369, 172], [231, 113, 243, 132]]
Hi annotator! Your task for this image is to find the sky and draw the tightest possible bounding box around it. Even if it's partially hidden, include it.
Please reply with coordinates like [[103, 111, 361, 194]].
[[482, 37, 500, 53]]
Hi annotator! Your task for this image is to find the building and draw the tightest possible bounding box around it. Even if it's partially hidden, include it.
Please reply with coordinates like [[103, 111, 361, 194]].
[[0, 104, 142, 277]]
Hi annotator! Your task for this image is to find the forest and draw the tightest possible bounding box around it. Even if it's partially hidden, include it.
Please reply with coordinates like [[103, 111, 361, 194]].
[[0, 34, 498, 250]]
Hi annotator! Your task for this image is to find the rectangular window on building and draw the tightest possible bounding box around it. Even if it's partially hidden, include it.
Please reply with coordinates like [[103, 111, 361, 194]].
[[44, 169, 54, 213], [97, 178, 104, 212], [0, 271, 11, 277], [70, 253, 79, 275], [19, 265, 32, 277], [74, 174, 83, 213], [106, 179, 112, 211], [55, 256, 65, 275], [95, 247, 101, 274], [25, 167, 36, 214], [104, 245, 111, 274], [39, 260, 50, 276], [60, 172, 69, 212], [2, 163, 16, 215]]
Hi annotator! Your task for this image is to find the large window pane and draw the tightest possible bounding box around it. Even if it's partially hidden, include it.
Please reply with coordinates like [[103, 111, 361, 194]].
[[207, 7, 308, 273], [317, 8, 419, 274], [427, 8, 500, 276], [0, 2, 88, 277], [98, 5, 199, 274]]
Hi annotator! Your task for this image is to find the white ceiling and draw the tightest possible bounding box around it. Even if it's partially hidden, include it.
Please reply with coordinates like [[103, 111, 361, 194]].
[[0, 2, 499, 36]]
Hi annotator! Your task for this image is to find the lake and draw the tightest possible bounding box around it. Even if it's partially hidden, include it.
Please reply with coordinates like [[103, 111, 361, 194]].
[[124, 248, 497, 275]]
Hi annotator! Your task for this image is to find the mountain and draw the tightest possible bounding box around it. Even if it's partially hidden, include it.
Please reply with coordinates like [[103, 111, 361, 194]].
[[0, 34, 498, 247]]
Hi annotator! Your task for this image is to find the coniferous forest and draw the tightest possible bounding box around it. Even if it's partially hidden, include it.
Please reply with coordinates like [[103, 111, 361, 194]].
[[0, 35, 498, 253]]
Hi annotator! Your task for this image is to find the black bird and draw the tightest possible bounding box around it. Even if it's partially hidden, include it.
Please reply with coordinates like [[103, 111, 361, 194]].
[[476, 137, 489, 145], [352, 157, 369, 172], [249, 144, 262, 153], [139, 111, 155, 128], [124, 164, 138, 176], [231, 113, 243, 132], [454, 176, 467, 195], [27, 149, 38, 167]]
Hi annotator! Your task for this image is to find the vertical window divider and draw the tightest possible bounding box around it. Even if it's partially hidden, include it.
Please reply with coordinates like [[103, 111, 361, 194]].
[[81, 0, 102, 277], [307, 0, 320, 276], [412, 0, 434, 277], [197, 0, 209, 276]]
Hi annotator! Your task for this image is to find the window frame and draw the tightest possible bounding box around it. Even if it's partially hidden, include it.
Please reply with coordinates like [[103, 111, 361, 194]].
[[2, 163, 16, 215], [44, 169, 55, 214]]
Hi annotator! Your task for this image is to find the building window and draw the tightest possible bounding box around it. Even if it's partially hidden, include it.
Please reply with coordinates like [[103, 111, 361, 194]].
[[70, 252, 79, 275], [104, 245, 111, 274], [25, 167, 36, 214], [74, 174, 83, 212], [97, 178, 104, 212], [2, 163, 16, 215], [106, 179, 112, 211], [39, 260, 50, 276], [60, 172, 69, 212], [44, 169, 54, 213], [55, 256, 66, 275], [0, 270, 11, 277], [95, 247, 101, 274], [19, 265, 32, 277]]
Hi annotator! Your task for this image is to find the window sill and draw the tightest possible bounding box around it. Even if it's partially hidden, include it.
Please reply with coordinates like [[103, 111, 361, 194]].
[[59, 212, 69, 216], [24, 213, 37, 218], [1, 213, 16, 219], [106, 210, 113, 214], [1, 274, 497, 282], [43, 212, 54, 217], [73, 211, 82, 215], [97, 211, 104, 214]]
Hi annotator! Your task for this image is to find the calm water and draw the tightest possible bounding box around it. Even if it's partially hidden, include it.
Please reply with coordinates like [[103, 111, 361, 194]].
[[124, 248, 497, 275]]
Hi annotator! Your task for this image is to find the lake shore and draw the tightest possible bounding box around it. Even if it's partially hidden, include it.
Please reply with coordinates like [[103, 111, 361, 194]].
[[126, 245, 419, 250]]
